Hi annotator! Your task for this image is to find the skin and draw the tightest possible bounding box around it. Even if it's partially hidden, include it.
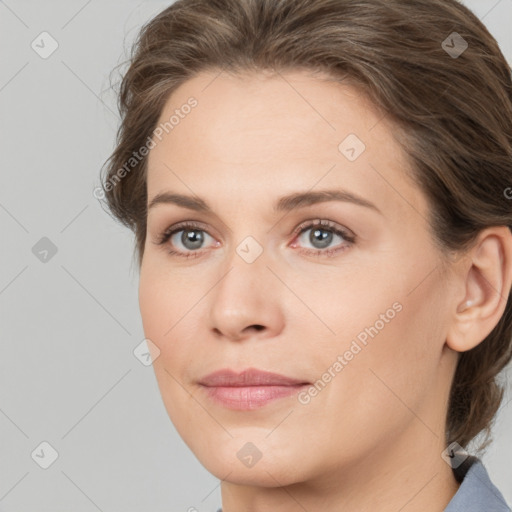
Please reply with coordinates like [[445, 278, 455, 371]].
[[138, 68, 512, 511]]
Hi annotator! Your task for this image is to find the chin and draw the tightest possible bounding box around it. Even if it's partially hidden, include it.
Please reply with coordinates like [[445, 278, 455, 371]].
[[203, 458, 301, 487], [191, 439, 306, 487]]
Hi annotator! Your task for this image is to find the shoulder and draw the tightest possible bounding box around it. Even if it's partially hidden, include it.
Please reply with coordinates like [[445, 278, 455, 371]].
[[445, 455, 511, 512]]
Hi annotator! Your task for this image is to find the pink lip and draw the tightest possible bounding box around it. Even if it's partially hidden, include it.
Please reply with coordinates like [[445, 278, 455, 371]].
[[198, 368, 310, 410]]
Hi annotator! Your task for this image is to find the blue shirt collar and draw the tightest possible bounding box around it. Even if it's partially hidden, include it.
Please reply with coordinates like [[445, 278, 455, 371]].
[[445, 455, 510, 511]]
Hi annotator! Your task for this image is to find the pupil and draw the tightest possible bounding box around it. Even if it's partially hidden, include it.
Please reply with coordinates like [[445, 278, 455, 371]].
[[311, 228, 332, 249], [182, 229, 203, 249]]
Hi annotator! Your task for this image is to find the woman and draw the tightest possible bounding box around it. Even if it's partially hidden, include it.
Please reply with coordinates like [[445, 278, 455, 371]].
[[100, 0, 512, 510]]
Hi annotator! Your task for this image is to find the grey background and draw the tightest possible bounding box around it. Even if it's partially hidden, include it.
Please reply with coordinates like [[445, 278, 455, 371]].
[[0, 1, 511, 510]]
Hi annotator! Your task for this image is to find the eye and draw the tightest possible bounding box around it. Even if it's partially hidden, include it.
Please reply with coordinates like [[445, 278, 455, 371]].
[[154, 218, 356, 259], [154, 221, 218, 259], [290, 219, 355, 257]]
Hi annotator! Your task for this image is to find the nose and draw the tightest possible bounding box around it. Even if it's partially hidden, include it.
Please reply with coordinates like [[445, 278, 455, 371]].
[[208, 250, 285, 342]]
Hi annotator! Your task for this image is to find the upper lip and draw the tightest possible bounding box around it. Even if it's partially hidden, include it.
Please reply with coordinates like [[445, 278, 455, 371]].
[[198, 368, 309, 387]]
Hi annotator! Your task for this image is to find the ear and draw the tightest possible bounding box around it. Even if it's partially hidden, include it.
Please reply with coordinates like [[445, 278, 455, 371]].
[[446, 226, 512, 353]]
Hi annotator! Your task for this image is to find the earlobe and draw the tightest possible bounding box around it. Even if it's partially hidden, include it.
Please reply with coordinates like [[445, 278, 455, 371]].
[[446, 226, 512, 353]]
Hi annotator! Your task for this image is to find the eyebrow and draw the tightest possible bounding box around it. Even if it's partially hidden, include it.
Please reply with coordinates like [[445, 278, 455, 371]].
[[147, 189, 382, 215]]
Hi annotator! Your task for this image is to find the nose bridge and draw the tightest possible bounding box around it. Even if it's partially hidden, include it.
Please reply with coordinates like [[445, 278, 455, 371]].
[[218, 213, 270, 280], [215, 234, 272, 307]]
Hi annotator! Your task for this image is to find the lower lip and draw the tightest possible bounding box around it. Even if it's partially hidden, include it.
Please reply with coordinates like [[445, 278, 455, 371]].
[[200, 384, 308, 410]]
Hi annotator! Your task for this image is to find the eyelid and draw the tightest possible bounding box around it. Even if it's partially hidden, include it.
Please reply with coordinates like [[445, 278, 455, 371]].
[[290, 218, 355, 239], [153, 220, 213, 245]]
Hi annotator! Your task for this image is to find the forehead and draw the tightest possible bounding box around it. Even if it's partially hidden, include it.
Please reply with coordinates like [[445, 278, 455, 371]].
[[146, 69, 426, 222]]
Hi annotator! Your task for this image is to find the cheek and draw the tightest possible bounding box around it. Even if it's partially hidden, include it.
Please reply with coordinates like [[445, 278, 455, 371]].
[[303, 258, 447, 421], [138, 257, 223, 380], [138, 263, 194, 344], [138, 265, 199, 391], [138, 267, 201, 428], [359, 313, 440, 449]]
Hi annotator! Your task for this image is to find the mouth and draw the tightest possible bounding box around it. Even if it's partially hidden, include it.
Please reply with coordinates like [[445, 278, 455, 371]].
[[198, 368, 311, 410]]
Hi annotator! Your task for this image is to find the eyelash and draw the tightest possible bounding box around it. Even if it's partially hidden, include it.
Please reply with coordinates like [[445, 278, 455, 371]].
[[154, 219, 356, 259]]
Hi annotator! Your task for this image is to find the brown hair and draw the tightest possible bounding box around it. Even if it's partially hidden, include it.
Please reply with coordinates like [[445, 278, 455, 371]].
[[100, 0, 512, 452]]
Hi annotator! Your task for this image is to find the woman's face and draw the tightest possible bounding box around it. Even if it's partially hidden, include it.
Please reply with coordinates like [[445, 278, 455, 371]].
[[139, 69, 458, 487]]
